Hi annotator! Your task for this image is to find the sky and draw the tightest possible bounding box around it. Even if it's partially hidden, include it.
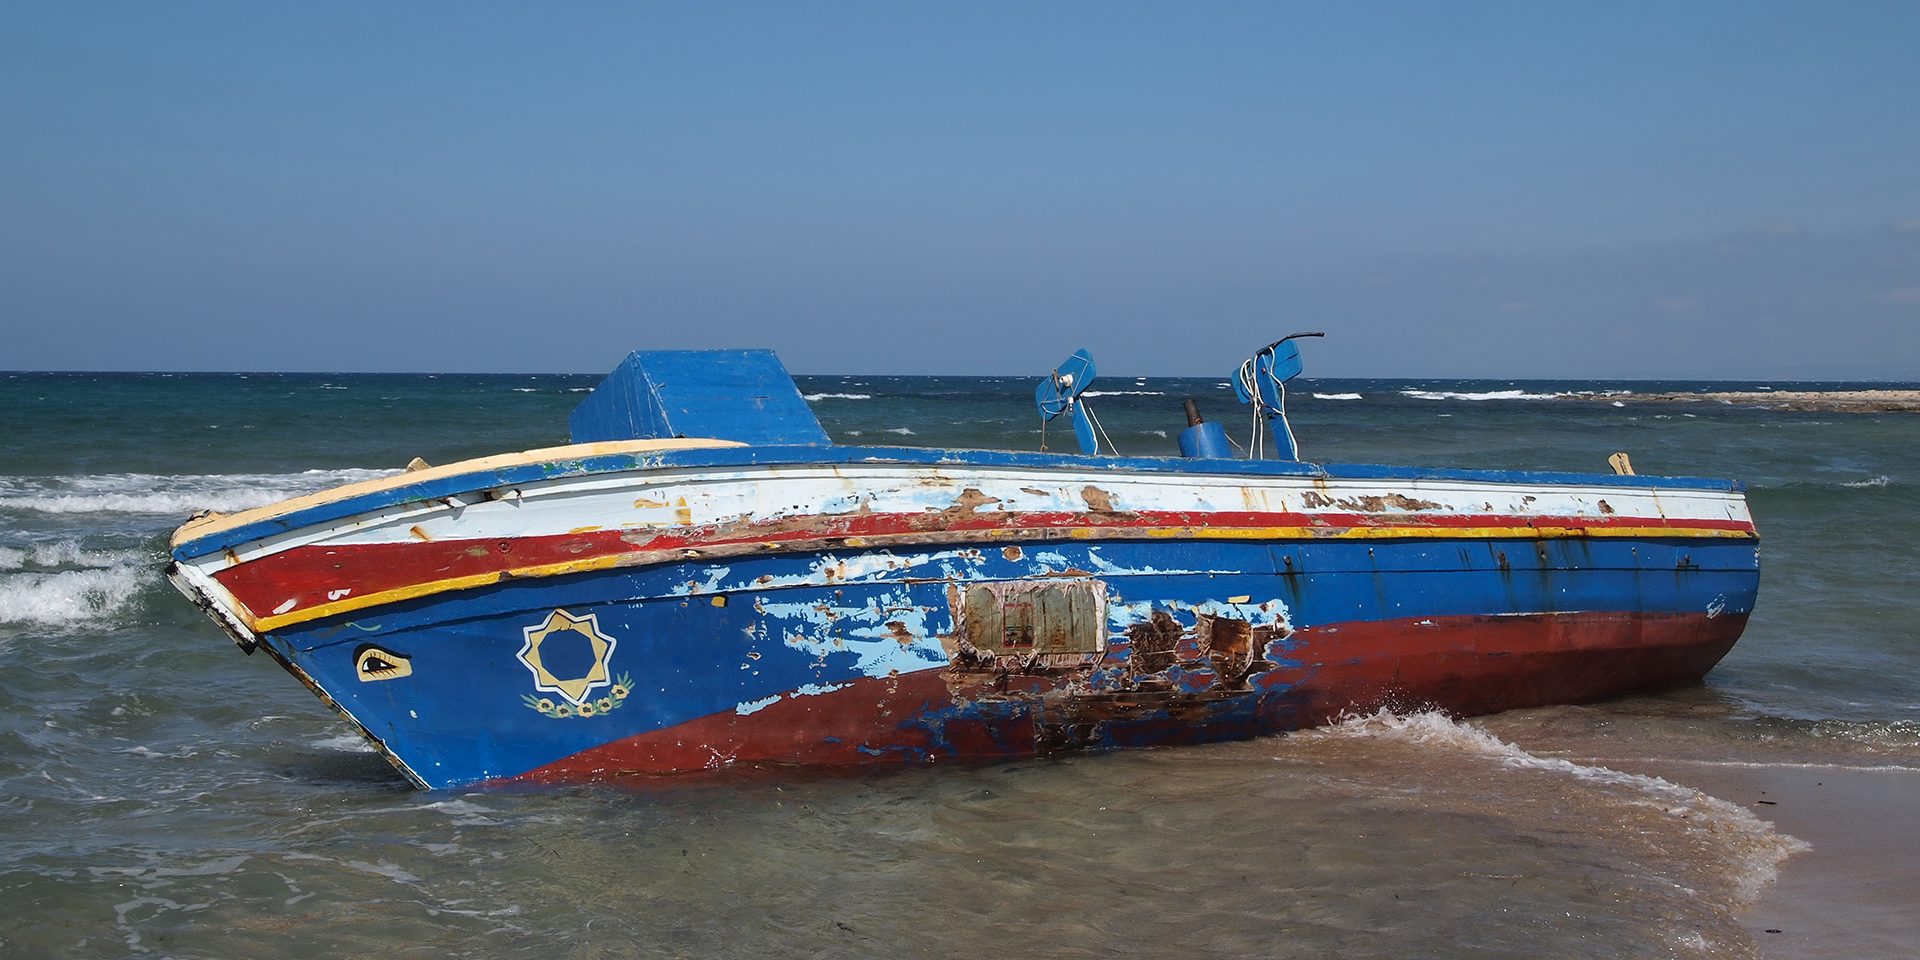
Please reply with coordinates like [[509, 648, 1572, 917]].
[[4, 2, 1918, 378]]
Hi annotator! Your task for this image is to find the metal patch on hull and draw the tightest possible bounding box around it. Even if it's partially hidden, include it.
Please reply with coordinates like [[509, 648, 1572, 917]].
[[958, 580, 1106, 655]]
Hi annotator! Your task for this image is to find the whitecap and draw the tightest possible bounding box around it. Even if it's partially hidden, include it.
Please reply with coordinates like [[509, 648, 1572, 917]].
[[1400, 389, 1557, 401], [0, 469, 395, 516], [1843, 475, 1893, 488], [0, 565, 153, 626], [802, 393, 873, 401], [1080, 390, 1166, 397], [885, 428, 915, 435], [0, 540, 147, 570], [1312, 393, 1363, 401]]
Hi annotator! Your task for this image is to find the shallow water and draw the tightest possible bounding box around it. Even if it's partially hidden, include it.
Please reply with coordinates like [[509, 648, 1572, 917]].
[[2, 372, 1916, 958]]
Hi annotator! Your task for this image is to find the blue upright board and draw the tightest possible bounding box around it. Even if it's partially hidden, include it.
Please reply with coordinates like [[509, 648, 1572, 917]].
[[569, 349, 833, 446]]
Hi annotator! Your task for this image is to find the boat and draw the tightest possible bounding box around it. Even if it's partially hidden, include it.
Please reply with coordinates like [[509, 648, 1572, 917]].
[[168, 344, 1759, 789]]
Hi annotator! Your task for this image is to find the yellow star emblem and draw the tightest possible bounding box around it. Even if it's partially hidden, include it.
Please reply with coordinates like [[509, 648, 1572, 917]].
[[517, 609, 618, 706]]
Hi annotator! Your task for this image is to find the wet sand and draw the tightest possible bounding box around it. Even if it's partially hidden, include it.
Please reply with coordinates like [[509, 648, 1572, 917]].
[[1588, 390, 1920, 412], [1609, 759, 1920, 958]]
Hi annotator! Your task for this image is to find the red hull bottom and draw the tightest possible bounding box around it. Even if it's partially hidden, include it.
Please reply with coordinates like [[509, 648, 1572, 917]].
[[511, 611, 1747, 784]]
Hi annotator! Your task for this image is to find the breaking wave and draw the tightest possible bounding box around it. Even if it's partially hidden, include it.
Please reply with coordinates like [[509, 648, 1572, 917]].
[[1311, 393, 1363, 400], [1301, 709, 1809, 902], [1399, 389, 1558, 401], [0, 564, 155, 627], [0, 540, 147, 571], [802, 393, 873, 401], [1843, 475, 1894, 488], [0, 470, 394, 517], [1080, 390, 1166, 397]]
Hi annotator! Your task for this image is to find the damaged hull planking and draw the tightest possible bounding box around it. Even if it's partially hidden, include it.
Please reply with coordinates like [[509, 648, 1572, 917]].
[[168, 449, 1758, 789]]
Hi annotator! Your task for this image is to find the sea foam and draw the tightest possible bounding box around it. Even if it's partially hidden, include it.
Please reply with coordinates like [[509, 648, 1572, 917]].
[[1301, 708, 1810, 902], [0, 469, 394, 516], [0, 565, 154, 627], [1399, 389, 1558, 401]]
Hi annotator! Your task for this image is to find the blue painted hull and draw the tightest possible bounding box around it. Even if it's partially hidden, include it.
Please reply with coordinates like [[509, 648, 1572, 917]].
[[260, 536, 1757, 788]]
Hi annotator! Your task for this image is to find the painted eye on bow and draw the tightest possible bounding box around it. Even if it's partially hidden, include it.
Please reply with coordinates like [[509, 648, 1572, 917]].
[[355, 645, 414, 681]]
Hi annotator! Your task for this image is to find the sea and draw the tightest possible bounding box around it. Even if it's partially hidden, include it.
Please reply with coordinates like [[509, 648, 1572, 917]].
[[2, 371, 1916, 959]]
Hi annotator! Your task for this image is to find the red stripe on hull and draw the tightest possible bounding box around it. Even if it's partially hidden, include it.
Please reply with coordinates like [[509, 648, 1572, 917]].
[[212, 509, 1753, 619], [507, 610, 1746, 784]]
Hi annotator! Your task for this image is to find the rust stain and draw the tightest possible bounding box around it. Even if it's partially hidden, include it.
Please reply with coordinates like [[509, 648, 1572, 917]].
[[408, 525, 433, 542], [910, 487, 1002, 531], [1126, 610, 1183, 674], [1081, 486, 1116, 513], [1303, 490, 1440, 512], [1598, 500, 1615, 515], [952, 487, 1000, 512], [1020, 487, 1050, 497], [1002, 545, 1023, 561], [886, 620, 914, 647]]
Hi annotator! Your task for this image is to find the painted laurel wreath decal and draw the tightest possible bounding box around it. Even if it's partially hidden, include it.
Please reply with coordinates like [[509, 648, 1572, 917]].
[[523, 673, 634, 719]]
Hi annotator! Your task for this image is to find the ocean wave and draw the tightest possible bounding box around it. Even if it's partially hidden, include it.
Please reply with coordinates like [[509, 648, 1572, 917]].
[[1802, 717, 1920, 749], [1080, 390, 1166, 397], [802, 393, 873, 401], [0, 469, 395, 516], [1400, 389, 1558, 401], [1756, 475, 1908, 492], [1311, 393, 1363, 400], [0, 564, 156, 627], [1302, 709, 1809, 902], [885, 428, 915, 435], [311, 732, 378, 754], [0, 540, 149, 571]]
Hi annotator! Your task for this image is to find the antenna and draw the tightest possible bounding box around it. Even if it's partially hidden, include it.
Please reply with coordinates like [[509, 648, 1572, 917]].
[[1232, 332, 1323, 460], [1035, 348, 1111, 455]]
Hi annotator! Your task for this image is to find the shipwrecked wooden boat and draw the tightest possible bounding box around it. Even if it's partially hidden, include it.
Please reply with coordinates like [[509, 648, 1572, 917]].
[[168, 346, 1759, 789]]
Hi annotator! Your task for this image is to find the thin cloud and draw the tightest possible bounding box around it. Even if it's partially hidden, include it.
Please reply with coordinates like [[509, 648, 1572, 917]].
[[1895, 218, 1920, 234], [1744, 220, 1805, 238], [1882, 287, 1920, 303]]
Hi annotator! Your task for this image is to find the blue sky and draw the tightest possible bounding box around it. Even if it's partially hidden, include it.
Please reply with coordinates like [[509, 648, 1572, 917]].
[[4, 2, 1918, 377]]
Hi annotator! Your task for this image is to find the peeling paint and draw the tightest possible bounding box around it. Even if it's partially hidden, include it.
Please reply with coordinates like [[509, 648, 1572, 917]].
[[759, 589, 950, 678]]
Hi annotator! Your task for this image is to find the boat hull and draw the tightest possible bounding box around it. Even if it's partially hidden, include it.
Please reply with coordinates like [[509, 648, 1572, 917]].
[[169, 445, 1760, 789]]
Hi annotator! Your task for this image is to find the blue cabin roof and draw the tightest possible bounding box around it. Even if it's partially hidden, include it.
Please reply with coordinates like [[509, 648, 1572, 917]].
[[569, 349, 832, 446]]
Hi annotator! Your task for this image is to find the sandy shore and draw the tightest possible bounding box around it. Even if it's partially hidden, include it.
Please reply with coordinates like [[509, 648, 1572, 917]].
[[1582, 390, 1920, 412], [1605, 759, 1920, 958]]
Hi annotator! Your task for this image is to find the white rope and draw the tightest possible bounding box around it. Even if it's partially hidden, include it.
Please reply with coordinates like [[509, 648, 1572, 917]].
[[1083, 401, 1119, 456]]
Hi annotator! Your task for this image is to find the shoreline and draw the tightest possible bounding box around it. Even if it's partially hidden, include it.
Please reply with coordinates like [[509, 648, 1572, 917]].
[[1570, 390, 1920, 412], [1598, 759, 1920, 959]]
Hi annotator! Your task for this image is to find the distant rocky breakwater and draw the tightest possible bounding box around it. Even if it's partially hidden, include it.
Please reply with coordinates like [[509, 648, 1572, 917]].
[[1568, 389, 1920, 413]]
